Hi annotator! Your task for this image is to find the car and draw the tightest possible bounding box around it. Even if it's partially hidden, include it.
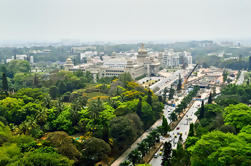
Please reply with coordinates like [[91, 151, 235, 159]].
[[176, 127, 180, 130], [154, 153, 158, 158]]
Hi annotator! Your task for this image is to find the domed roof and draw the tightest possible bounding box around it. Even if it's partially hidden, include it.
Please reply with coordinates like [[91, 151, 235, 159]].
[[138, 43, 147, 54], [66, 58, 72, 61]]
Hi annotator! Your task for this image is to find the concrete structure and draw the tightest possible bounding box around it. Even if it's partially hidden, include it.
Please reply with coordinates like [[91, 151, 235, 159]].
[[16, 54, 28, 60], [161, 50, 192, 68], [64, 58, 74, 71], [64, 44, 161, 79], [80, 51, 98, 61], [30, 56, 34, 63], [162, 50, 180, 67]]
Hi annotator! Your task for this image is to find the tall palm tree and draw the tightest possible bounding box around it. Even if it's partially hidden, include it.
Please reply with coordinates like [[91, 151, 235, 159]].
[[128, 149, 142, 165], [137, 140, 149, 157]]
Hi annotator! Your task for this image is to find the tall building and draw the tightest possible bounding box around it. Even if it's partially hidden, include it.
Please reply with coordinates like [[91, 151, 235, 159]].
[[183, 51, 193, 65], [30, 56, 34, 63], [137, 44, 148, 64], [162, 50, 180, 67]]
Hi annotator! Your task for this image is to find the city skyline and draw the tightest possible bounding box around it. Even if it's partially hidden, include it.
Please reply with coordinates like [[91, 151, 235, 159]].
[[1, 0, 251, 42]]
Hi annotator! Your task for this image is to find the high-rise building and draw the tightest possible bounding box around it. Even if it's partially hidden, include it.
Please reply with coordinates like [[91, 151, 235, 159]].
[[30, 56, 34, 63]]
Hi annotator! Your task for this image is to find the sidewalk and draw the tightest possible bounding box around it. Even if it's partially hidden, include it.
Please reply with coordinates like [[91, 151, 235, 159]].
[[110, 118, 162, 166]]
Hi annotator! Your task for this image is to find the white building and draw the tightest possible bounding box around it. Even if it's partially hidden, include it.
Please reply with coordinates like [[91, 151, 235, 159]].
[[64, 44, 160, 80], [30, 56, 34, 63], [16, 54, 28, 60], [162, 50, 180, 67], [80, 51, 98, 60], [184, 51, 193, 65]]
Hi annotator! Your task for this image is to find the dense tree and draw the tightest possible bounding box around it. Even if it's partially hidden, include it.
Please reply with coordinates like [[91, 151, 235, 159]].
[[162, 93, 167, 104], [110, 116, 137, 150], [223, 70, 228, 83], [161, 115, 170, 135], [198, 100, 205, 119], [140, 101, 155, 128], [6, 60, 31, 78], [81, 137, 111, 165], [118, 72, 133, 87], [2, 73, 8, 93], [171, 143, 190, 166], [168, 87, 175, 100], [49, 86, 58, 99], [136, 97, 143, 118], [185, 136, 199, 148], [188, 131, 251, 166], [146, 90, 152, 106], [128, 149, 142, 165], [188, 123, 194, 137], [12, 88, 48, 104], [120, 160, 132, 166], [57, 80, 67, 95], [46, 131, 82, 162], [162, 141, 172, 166], [177, 74, 182, 91], [137, 140, 149, 157], [33, 74, 39, 88], [51, 107, 74, 134], [208, 92, 212, 104], [0, 97, 25, 124], [170, 112, 177, 122], [16, 152, 74, 166], [0, 122, 11, 146], [223, 103, 251, 131]]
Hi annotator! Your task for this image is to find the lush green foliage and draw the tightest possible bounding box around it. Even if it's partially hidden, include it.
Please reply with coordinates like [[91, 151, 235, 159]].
[[0, 71, 164, 165], [175, 86, 200, 114]]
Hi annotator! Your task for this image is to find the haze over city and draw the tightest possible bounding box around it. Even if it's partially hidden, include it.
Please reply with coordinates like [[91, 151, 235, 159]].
[[0, 1, 251, 166], [1, 0, 251, 42]]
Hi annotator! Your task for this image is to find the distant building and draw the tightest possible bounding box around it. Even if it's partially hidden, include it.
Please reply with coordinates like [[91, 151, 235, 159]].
[[30, 56, 34, 63], [71, 46, 96, 53], [184, 51, 193, 65], [162, 50, 180, 67], [161, 50, 192, 68], [64, 58, 74, 71], [6, 59, 13, 63], [16, 54, 28, 60], [64, 44, 161, 80], [80, 51, 98, 60]]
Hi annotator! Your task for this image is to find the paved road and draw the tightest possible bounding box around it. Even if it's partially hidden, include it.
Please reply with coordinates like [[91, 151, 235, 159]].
[[156, 69, 189, 95], [111, 105, 175, 166], [236, 71, 246, 85], [150, 91, 209, 166], [111, 67, 199, 166]]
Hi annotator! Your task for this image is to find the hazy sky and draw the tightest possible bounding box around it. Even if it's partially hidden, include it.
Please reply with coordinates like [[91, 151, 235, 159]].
[[0, 0, 251, 41]]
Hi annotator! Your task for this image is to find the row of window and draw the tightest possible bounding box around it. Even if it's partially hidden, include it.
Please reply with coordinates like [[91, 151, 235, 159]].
[[106, 70, 124, 72]]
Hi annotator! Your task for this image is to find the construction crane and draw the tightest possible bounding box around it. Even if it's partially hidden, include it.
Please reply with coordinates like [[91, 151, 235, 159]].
[[182, 64, 198, 89]]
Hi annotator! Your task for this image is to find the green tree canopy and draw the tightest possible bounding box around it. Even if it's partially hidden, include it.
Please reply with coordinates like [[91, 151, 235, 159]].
[[188, 131, 250, 166]]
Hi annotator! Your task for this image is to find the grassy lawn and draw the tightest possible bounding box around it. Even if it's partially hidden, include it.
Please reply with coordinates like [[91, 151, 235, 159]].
[[86, 92, 108, 98]]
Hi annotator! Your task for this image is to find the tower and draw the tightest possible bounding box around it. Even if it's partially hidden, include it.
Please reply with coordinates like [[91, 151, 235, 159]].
[[64, 58, 74, 71], [137, 43, 148, 64]]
